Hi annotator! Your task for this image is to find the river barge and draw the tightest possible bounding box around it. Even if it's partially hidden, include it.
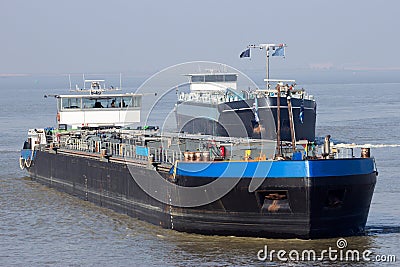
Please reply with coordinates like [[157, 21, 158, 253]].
[[175, 43, 316, 141], [20, 126, 377, 238], [19, 53, 377, 239]]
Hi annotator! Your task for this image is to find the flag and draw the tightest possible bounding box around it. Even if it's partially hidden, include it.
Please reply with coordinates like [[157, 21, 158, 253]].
[[299, 104, 304, 124], [239, 48, 250, 58], [252, 103, 260, 122], [272, 46, 285, 57]]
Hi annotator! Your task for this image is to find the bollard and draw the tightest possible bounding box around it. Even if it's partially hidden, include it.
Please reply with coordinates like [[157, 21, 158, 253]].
[[361, 147, 370, 158], [195, 152, 202, 161], [323, 135, 331, 159], [184, 152, 190, 161], [188, 152, 195, 161], [202, 151, 210, 161]]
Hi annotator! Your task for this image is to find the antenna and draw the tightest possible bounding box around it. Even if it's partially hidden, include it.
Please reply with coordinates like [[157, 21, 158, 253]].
[[119, 73, 122, 90], [83, 74, 86, 90], [68, 74, 72, 91], [247, 43, 286, 88]]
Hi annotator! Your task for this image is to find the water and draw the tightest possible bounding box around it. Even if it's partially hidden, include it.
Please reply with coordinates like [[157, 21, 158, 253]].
[[0, 75, 399, 266]]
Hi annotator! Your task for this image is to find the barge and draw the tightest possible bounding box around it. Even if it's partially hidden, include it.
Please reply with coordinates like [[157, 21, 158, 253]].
[[19, 51, 377, 239], [176, 43, 316, 141]]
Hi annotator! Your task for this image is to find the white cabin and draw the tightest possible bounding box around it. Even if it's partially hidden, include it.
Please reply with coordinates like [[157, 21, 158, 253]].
[[178, 73, 243, 104], [186, 73, 238, 91], [56, 93, 141, 129]]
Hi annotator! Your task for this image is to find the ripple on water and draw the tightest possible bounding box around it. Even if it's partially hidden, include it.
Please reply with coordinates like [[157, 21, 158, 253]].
[[1, 82, 399, 266]]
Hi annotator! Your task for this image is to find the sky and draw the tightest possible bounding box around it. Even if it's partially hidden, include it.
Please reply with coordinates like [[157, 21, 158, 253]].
[[1, 0, 400, 77]]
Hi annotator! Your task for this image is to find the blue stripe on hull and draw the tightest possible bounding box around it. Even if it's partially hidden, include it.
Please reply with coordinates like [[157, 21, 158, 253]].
[[21, 149, 35, 160], [173, 158, 375, 178]]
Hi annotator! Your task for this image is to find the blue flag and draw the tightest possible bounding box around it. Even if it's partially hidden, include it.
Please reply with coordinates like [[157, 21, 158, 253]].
[[239, 48, 250, 58], [272, 46, 285, 57], [299, 104, 304, 124]]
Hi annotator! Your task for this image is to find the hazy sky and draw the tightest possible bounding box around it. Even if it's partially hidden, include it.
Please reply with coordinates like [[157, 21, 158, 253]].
[[2, 0, 399, 75]]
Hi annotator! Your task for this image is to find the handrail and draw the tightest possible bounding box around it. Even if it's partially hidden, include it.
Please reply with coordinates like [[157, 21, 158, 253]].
[[61, 138, 182, 164]]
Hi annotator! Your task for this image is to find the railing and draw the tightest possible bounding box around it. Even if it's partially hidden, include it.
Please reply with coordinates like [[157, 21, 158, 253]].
[[178, 89, 312, 105], [179, 93, 240, 104], [62, 138, 182, 164], [148, 147, 182, 163], [334, 147, 354, 159]]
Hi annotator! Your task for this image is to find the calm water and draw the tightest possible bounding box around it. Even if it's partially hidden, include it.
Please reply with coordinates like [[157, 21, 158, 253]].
[[0, 75, 399, 266]]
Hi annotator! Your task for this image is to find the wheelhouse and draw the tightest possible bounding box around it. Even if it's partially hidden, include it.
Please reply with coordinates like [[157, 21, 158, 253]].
[[186, 73, 238, 91], [56, 94, 142, 129]]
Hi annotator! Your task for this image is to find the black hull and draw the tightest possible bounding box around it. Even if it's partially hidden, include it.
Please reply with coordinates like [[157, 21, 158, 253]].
[[26, 150, 375, 239], [176, 97, 316, 141]]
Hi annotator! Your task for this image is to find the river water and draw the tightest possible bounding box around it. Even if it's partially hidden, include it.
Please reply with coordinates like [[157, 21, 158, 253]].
[[0, 75, 399, 266]]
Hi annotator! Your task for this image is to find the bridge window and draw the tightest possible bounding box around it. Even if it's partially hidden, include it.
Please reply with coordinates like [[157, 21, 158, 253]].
[[192, 74, 237, 83], [191, 75, 205, 83], [61, 98, 81, 109], [224, 74, 237, 82], [118, 96, 141, 108], [82, 97, 111, 108], [82, 97, 92, 108], [133, 96, 141, 107], [60, 95, 141, 110], [205, 75, 224, 82], [119, 96, 131, 107]]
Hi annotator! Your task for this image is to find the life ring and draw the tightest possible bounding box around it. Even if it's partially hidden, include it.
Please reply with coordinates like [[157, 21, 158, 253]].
[[19, 157, 25, 170], [25, 157, 32, 168], [56, 112, 60, 122]]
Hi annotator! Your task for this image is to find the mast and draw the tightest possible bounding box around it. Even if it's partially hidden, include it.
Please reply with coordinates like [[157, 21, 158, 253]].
[[68, 74, 72, 91], [276, 84, 281, 156], [266, 48, 269, 87], [248, 43, 286, 88], [246, 43, 287, 156], [286, 91, 296, 149], [119, 73, 122, 90]]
